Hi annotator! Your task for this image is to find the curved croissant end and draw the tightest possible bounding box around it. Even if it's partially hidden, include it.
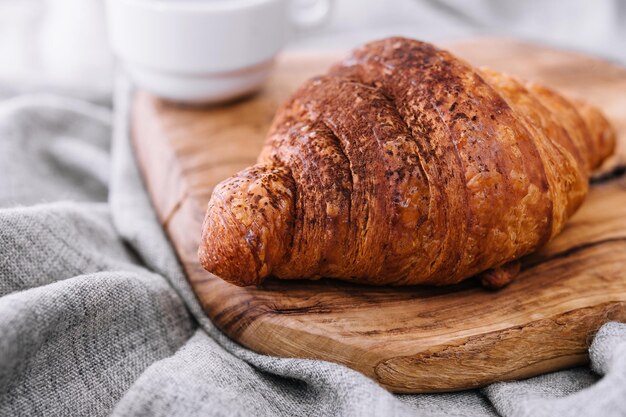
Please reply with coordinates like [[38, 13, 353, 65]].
[[199, 37, 616, 287], [199, 164, 294, 286], [571, 98, 617, 169]]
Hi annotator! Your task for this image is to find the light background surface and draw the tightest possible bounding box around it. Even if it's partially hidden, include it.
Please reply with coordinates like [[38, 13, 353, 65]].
[[0, 0, 625, 97]]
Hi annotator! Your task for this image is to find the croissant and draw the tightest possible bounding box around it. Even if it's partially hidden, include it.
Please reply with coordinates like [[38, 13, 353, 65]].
[[199, 37, 616, 287]]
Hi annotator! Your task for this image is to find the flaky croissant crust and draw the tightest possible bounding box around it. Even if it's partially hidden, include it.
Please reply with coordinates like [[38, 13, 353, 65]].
[[199, 37, 616, 287]]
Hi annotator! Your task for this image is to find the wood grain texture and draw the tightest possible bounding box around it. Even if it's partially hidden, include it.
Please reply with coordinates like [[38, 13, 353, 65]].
[[131, 38, 626, 393]]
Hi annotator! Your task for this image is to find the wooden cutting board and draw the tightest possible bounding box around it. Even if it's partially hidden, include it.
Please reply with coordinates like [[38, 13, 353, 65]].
[[131, 38, 626, 393]]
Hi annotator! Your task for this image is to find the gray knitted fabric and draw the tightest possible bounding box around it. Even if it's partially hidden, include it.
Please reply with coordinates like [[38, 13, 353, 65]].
[[0, 81, 625, 417]]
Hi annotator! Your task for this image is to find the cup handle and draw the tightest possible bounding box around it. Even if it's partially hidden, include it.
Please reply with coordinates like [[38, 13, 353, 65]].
[[289, 0, 334, 30]]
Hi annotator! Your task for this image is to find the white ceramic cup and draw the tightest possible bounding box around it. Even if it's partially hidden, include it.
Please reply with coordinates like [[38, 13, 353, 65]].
[[105, 0, 333, 104]]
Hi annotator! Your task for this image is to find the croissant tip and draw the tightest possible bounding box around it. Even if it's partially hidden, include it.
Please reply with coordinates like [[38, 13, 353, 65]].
[[198, 163, 295, 286], [198, 203, 264, 287]]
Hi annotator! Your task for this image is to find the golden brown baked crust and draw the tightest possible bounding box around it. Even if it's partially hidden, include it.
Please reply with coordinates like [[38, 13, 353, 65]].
[[198, 37, 616, 287]]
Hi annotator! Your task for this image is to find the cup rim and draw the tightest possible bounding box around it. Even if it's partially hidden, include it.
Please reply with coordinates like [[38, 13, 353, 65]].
[[111, 0, 278, 13]]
